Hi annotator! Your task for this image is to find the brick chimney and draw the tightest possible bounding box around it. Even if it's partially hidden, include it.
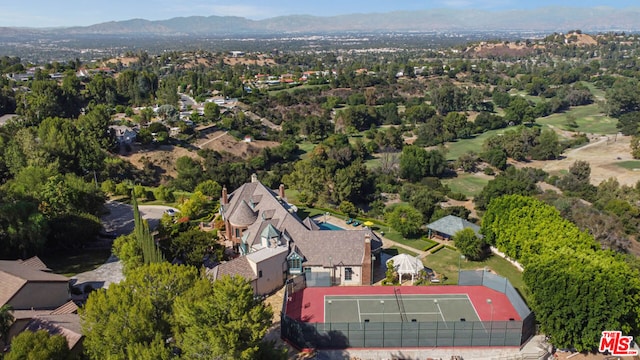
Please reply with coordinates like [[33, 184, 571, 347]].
[[221, 186, 228, 205], [279, 184, 285, 199], [362, 233, 372, 285]]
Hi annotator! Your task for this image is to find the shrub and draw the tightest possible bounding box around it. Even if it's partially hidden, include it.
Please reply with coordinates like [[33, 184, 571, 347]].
[[448, 192, 467, 201]]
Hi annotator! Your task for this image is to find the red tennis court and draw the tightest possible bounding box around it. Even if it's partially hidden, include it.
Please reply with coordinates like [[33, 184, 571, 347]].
[[285, 285, 520, 324]]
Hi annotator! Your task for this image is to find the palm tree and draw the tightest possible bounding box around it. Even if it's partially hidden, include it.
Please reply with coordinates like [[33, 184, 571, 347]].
[[0, 304, 14, 346]]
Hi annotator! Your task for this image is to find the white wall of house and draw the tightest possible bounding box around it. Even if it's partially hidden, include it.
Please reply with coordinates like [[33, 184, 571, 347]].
[[335, 265, 363, 285], [8, 282, 69, 310], [251, 252, 288, 295]]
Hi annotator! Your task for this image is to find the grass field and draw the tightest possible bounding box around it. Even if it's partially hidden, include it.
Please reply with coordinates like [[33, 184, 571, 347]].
[[580, 81, 606, 101], [444, 126, 517, 161], [617, 160, 640, 170], [537, 104, 618, 134], [383, 230, 436, 252], [383, 246, 419, 257], [424, 247, 528, 301], [41, 249, 112, 277], [442, 173, 490, 197], [297, 141, 317, 159], [511, 91, 544, 104]]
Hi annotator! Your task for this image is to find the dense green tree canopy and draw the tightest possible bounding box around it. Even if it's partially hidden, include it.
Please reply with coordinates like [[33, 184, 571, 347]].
[[385, 203, 424, 238], [453, 228, 486, 261], [81, 263, 199, 359], [399, 146, 446, 182], [173, 276, 276, 360], [481, 194, 596, 265], [524, 248, 640, 351], [481, 194, 640, 351], [474, 167, 542, 211], [5, 330, 70, 360]]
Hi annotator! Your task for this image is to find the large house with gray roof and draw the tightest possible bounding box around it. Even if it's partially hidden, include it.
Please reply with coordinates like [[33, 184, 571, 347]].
[[208, 175, 382, 295]]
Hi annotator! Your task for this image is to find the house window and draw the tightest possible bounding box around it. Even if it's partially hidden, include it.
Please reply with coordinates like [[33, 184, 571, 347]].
[[235, 228, 240, 238], [288, 258, 301, 270], [345, 267, 353, 281], [304, 267, 311, 274], [259, 270, 263, 278]]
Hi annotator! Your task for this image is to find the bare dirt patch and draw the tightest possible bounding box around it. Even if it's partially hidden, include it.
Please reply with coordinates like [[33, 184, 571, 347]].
[[102, 57, 138, 66], [224, 55, 275, 66], [513, 134, 640, 186], [467, 41, 539, 57], [120, 144, 199, 179], [195, 131, 280, 158], [565, 32, 598, 46]]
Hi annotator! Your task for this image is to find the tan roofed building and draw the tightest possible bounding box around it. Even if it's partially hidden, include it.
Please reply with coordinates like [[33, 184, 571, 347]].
[[0, 258, 70, 310]]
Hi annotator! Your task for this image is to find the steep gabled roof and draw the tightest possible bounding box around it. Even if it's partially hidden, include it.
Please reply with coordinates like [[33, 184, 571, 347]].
[[17, 256, 51, 272], [292, 229, 382, 267], [0, 260, 68, 307], [222, 178, 382, 269], [0, 261, 68, 282], [426, 215, 481, 237], [302, 217, 320, 230], [261, 223, 281, 239], [26, 313, 83, 350], [208, 257, 257, 282]]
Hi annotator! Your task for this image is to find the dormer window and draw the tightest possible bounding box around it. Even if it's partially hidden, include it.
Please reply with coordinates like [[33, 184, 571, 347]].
[[287, 252, 303, 274]]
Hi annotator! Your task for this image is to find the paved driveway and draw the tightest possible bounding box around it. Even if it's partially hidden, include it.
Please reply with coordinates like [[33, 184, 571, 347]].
[[101, 201, 179, 236], [71, 201, 178, 293]]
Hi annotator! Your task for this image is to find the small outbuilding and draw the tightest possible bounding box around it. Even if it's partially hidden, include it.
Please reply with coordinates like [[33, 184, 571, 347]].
[[386, 253, 425, 284], [426, 215, 481, 240]]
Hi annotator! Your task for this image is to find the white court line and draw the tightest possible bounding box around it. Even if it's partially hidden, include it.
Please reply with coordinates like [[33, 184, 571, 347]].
[[323, 295, 469, 301], [435, 302, 446, 323], [466, 294, 487, 332], [360, 311, 440, 316]]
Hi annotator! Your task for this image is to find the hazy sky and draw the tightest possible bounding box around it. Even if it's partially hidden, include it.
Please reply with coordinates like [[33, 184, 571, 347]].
[[2, 0, 638, 28]]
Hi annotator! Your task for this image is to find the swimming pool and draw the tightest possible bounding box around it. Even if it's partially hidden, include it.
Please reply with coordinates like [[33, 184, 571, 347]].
[[317, 222, 344, 231]]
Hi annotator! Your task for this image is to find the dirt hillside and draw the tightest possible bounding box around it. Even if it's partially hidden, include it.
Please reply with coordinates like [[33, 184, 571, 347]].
[[513, 134, 639, 186]]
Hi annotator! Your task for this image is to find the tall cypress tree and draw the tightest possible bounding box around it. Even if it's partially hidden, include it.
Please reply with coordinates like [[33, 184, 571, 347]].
[[132, 195, 165, 264]]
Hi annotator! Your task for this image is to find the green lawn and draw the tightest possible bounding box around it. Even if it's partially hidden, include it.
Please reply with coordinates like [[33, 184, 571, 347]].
[[364, 156, 382, 169], [442, 173, 490, 197], [383, 246, 419, 257], [41, 249, 112, 277], [617, 160, 640, 170], [510, 91, 544, 104], [297, 141, 317, 158], [537, 104, 618, 134], [580, 81, 606, 101], [295, 204, 328, 219], [383, 230, 434, 252], [424, 247, 528, 301], [444, 126, 517, 161]]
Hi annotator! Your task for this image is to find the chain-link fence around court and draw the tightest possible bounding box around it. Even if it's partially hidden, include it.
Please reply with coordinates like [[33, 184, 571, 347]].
[[280, 271, 535, 350]]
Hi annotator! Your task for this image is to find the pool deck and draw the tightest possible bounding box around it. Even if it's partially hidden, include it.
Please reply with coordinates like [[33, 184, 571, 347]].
[[311, 214, 433, 259]]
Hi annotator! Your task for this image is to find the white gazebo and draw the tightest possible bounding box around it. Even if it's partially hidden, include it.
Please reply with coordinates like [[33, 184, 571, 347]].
[[386, 253, 425, 284]]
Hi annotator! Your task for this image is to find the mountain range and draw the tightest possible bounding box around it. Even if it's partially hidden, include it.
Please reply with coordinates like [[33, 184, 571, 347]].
[[2, 7, 640, 37]]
